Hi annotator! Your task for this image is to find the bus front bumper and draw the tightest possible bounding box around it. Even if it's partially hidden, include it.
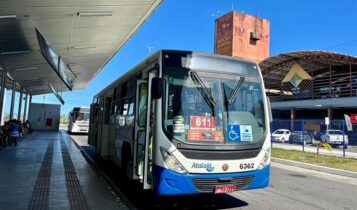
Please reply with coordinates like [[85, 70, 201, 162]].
[[153, 165, 270, 196]]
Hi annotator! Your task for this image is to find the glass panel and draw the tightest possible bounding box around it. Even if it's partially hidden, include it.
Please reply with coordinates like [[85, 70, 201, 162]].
[[123, 103, 129, 115], [126, 101, 135, 126], [135, 130, 145, 176], [75, 112, 90, 122], [163, 71, 265, 145], [138, 84, 148, 127], [128, 102, 134, 115], [104, 97, 112, 124], [329, 130, 342, 135]]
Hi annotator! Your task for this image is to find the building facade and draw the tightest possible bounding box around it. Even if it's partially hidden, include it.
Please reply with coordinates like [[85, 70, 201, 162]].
[[215, 11, 270, 63], [215, 11, 357, 144]]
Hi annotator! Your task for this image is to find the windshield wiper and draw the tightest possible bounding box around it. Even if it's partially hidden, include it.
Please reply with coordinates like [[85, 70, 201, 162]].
[[221, 76, 245, 126], [222, 83, 230, 123], [190, 71, 216, 115], [222, 83, 229, 108], [226, 76, 245, 105]]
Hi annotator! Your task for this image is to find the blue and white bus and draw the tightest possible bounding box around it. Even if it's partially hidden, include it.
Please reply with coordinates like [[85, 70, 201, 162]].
[[88, 50, 272, 195]]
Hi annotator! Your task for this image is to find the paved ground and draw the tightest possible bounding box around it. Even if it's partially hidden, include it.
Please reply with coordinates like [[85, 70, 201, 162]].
[[71, 134, 357, 210], [236, 162, 357, 210], [0, 131, 127, 210]]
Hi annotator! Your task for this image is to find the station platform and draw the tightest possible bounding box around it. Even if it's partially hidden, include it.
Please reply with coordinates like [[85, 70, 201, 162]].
[[0, 131, 128, 210]]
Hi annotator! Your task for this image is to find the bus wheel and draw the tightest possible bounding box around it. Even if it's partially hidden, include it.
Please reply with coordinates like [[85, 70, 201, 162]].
[[126, 160, 133, 179], [122, 146, 133, 180]]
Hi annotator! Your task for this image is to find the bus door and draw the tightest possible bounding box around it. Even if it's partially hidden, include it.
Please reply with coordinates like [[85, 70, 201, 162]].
[[133, 80, 147, 180], [88, 103, 96, 146], [96, 97, 104, 153], [133, 73, 154, 189], [100, 96, 112, 157]]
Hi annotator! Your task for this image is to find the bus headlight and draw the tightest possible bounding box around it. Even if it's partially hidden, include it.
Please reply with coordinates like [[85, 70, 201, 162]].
[[258, 147, 271, 170], [160, 148, 187, 174]]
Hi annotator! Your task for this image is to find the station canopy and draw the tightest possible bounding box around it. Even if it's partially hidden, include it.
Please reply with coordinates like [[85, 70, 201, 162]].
[[0, 0, 162, 95], [259, 51, 357, 86], [260, 51, 357, 109]]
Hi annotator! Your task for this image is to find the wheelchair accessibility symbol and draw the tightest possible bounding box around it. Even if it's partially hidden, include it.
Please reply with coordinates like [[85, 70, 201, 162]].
[[227, 125, 241, 141]]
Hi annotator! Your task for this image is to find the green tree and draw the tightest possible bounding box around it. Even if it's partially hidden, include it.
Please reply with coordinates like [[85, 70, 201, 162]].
[[3, 114, 10, 122], [60, 114, 69, 124]]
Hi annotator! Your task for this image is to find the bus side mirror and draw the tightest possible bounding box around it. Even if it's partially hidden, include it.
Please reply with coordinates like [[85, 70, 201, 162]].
[[151, 77, 164, 99]]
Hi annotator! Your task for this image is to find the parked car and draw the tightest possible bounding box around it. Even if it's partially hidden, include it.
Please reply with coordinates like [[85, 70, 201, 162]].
[[289, 131, 314, 145], [272, 129, 291, 143], [312, 131, 321, 141], [320, 129, 348, 149]]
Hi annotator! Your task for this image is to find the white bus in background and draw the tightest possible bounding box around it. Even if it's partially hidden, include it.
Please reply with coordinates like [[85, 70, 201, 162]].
[[68, 107, 90, 133]]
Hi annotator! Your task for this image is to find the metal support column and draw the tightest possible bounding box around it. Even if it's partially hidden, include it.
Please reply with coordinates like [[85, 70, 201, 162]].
[[28, 94, 32, 120], [1, 89, 6, 125], [290, 109, 295, 131], [327, 108, 333, 120], [327, 107, 333, 129], [0, 70, 7, 124], [350, 64, 353, 97], [17, 92, 23, 121], [23, 93, 28, 122], [9, 81, 15, 120], [311, 70, 314, 99], [329, 65, 332, 98]]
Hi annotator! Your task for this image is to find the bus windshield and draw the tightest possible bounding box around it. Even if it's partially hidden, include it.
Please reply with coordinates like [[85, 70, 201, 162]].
[[163, 71, 265, 145], [74, 112, 90, 122]]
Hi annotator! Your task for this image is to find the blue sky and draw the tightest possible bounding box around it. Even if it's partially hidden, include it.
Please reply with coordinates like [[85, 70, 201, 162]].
[[9, 0, 357, 117]]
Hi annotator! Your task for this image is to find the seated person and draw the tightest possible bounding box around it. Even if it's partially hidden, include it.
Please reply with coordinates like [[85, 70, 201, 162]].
[[9, 120, 20, 146]]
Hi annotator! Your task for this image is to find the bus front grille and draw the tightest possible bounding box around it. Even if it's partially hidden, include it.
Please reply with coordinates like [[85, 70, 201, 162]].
[[193, 176, 254, 193], [179, 148, 261, 160]]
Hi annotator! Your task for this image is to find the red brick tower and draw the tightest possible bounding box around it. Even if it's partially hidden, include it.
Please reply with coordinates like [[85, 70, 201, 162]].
[[215, 11, 270, 63]]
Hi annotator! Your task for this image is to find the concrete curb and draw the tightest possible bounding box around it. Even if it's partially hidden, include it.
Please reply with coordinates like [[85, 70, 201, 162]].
[[272, 157, 357, 178]]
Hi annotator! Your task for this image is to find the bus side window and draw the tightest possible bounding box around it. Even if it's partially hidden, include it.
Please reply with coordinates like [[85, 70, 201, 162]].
[[111, 87, 117, 115], [119, 98, 134, 126], [115, 100, 122, 115], [123, 103, 129, 115], [104, 97, 113, 124], [112, 86, 121, 116], [128, 101, 134, 115], [126, 99, 135, 126], [118, 100, 127, 126]]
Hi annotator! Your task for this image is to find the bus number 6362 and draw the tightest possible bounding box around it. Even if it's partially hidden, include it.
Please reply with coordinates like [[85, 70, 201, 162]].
[[240, 163, 254, 170]]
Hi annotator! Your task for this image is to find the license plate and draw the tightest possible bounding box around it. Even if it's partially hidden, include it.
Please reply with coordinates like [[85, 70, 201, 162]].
[[214, 185, 236, 194]]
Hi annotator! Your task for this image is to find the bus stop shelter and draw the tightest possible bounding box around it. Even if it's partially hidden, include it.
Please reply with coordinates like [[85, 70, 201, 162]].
[[0, 0, 162, 122], [0, 1, 162, 209]]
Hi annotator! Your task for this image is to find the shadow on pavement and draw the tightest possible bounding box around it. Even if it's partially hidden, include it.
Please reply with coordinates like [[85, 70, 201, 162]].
[[81, 145, 249, 210]]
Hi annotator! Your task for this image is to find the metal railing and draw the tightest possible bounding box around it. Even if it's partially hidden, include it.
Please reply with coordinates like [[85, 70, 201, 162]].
[[271, 119, 357, 158]]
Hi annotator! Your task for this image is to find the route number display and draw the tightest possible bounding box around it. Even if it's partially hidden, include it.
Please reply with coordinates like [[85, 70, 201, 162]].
[[190, 116, 216, 129]]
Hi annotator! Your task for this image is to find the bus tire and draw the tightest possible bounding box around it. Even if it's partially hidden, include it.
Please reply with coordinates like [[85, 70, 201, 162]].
[[122, 143, 133, 180]]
